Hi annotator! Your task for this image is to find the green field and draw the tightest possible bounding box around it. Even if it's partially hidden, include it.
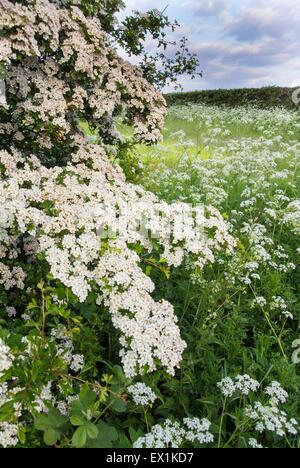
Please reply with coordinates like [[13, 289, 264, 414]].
[[164, 86, 298, 109], [130, 103, 300, 448], [4, 0, 300, 450], [2, 102, 300, 449]]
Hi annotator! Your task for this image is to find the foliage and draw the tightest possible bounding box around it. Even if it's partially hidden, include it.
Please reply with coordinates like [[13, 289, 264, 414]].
[[165, 86, 299, 109], [0, 0, 299, 450], [39, 0, 201, 89], [137, 102, 300, 448], [110, 6, 201, 89]]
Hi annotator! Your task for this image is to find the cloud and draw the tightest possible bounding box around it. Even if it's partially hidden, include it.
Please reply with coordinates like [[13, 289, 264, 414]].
[[118, 0, 172, 16], [183, 0, 227, 17], [222, 1, 300, 42], [118, 0, 300, 90], [166, 33, 300, 91]]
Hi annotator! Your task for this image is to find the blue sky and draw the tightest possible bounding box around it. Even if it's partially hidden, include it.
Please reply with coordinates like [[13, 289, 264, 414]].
[[119, 0, 300, 91]]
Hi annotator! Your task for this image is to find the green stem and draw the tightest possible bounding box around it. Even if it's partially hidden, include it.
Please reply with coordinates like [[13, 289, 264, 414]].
[[38, 281, 46, 337], [249, 285, 287, 361], [263, 310, 287, 361], [284, 433, 293, 449], [218, 397, 227, 448], [223, 420, 250, 448], [143, 408, 150, 432]]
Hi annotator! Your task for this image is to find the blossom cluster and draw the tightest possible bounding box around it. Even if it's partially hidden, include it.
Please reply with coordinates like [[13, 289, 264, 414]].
[[0, 337, 14, 377], [133, 417, 214, 448], [269, 296, 293, 320], [0, 422, 18, 448], [248, 438, 263, 449], [217, 374, 260, 397], [264, 381, 288, 406], [183, 417, 214, 444], [217, 375, 298, 440], [245, 402, 298, 437], [0, 0, 166, 154], [0, 145, 234, 377], [127, 383, 157, 406]]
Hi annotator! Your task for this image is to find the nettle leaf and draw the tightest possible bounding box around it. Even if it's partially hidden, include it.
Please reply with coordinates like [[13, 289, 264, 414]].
[[97, 421, 118, 440], [117, 432, 132, 449], [72, 426, 87, 448]]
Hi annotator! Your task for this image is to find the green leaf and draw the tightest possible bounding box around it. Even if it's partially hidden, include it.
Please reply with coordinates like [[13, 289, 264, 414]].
[[72, 426, 87, 448], [47, 408, 68, 428], [86, 422, 98, 439], [97, 421, 118, 440], [0, 400, 14, 418], [88, 421, 118, 448], [129, 427, 143, 443], [110, 398, 127, 413], [44, 428, 60, 446], [35, 408, 68, 432], [70, 387, 97, 415], [34, 413, 51, 432], [117, 432, 132, 449], [18, 426, 26, 445], [31, 361, 40, 382], [70, 415, 86, 426]]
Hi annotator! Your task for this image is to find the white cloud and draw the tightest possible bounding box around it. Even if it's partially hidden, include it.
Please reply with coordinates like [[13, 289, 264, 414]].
[[183, 0, 227, 17], [222, 1, 300, 42], [117, 0, 300, 90]]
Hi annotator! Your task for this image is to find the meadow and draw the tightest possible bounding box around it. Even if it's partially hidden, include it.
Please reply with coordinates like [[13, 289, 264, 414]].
[[2, 0, 300, 451], [129, 103, 300, 448], [1, 96, 300, 448]]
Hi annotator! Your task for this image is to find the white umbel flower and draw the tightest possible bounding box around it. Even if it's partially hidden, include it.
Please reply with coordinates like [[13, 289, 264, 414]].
[[127, 382, 157, 406]]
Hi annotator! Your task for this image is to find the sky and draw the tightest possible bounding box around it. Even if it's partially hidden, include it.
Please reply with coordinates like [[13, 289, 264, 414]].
[[118, 0, 300, 91]]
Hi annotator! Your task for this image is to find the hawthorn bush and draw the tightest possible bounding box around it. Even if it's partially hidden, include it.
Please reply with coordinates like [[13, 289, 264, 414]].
[[1, 1, 298, 450], [0, 0, 233, 448]]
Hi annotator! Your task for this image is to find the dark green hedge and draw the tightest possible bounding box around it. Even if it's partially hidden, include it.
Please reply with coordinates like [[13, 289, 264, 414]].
[[164, 86, 299, 109]]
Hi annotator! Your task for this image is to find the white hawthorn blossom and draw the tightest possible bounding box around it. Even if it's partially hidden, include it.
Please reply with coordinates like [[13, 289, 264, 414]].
[[0, 338, 14, 377]]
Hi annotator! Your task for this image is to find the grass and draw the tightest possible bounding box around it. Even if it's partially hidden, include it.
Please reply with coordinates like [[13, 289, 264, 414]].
[[131, 103, 300, 447], [81, 103, 300, 447]]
